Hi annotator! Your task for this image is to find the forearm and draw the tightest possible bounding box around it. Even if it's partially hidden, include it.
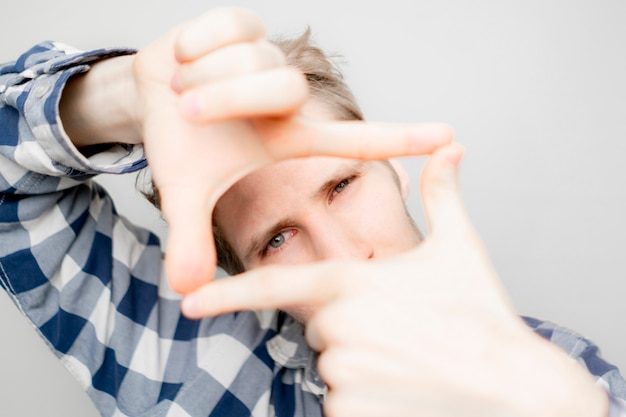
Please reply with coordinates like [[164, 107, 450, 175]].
[[59, 54, 142, 148], [0, 43, 146, 196]]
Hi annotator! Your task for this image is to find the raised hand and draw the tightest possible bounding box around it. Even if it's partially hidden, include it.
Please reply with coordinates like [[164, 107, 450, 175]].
[[179, 144, 607, 417], [133, 7, 454, 294]]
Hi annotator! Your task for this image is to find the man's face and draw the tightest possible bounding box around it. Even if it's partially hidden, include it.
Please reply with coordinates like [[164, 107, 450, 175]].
[[214, 100, 422, 322]]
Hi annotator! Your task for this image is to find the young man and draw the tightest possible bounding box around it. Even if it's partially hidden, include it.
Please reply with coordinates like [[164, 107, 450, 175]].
[[0, 7, 451, 417], [0, 7, 623, 417]]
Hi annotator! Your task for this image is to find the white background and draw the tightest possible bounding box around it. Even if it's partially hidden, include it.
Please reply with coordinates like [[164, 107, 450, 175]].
[[1, 1, 625, 416]]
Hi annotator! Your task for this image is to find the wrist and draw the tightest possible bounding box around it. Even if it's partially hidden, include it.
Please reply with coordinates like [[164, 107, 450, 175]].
[[60, 54, 142, 148]]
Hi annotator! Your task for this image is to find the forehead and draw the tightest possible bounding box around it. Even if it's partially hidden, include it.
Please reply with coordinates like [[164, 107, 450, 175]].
[[213, 99, 341, 233], [217, 156, 353, 215]]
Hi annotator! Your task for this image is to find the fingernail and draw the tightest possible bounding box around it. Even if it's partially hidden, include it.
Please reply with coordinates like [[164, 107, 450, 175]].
[[181, 294, 201, 318]]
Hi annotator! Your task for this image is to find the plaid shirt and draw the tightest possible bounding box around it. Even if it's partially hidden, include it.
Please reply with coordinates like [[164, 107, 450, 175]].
[[1, 42, 625, 417]]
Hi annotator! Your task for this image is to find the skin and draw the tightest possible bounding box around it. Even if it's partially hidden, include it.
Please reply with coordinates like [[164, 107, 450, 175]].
[[59, 7, 452, 295], [187, 144, 610, 417], [214, 100, 422, 323], [55, 7, 608, 417]]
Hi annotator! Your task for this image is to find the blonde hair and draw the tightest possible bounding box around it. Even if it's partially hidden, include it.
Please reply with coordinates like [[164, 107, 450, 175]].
[[273, 28, 363, 121]]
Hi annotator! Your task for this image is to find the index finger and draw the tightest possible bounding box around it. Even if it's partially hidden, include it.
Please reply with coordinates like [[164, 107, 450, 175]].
[[180, 262, 357, 318], [259, 118, 455, 161]]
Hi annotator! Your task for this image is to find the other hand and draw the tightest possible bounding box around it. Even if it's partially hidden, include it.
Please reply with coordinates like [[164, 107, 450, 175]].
[[180, 144, 607, 417]]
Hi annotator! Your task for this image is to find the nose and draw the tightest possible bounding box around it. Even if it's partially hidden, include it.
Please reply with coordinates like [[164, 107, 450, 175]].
[[308, 214, 375, 261]]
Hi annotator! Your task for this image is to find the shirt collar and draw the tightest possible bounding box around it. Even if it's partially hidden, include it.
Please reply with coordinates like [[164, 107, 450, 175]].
[[266, 313, 327, 396]]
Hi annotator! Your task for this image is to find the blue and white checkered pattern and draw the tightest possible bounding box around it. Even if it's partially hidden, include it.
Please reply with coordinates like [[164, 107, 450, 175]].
[[1, 42, 625, 417]]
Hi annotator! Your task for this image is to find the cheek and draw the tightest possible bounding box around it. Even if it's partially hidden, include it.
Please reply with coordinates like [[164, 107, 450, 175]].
[[351, 185, 419, 250]]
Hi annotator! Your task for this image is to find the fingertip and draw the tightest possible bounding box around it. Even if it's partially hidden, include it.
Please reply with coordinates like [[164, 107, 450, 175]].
[[445, 142, 465, 167], [180, 294, 199, 318], [420, 143, 463, 186], [402, 123, 455, 155], [167, 262, 216, 295], [181, 293, 206, 318], [284, 66, 309, 104], [444, 124, 456, 142], [414, 122, 454, 142], [420, 143, 470, 238], [165, 240, 217, 294]]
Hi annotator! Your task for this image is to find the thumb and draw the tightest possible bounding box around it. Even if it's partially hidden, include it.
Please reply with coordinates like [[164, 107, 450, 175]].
[[420, 143, 470, 239], [160, 185, 217, 294]]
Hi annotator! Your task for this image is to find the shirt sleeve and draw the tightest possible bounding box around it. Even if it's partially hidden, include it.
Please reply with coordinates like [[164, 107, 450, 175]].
[[609, 396, 626, 417], [0, 41, 144, 196], [523, 316, 626, 415], [0, 42, 284, 417], [0, 41, 173, 414], [0, 42, 192, 415]]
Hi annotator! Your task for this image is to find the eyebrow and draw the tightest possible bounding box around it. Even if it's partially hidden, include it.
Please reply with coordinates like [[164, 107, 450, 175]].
[[242, 160, 368, 264]]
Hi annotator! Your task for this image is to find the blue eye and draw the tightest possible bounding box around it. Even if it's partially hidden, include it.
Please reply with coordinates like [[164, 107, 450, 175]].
[[333, 178, 351, 194], [269, 232, 286, 248], [263, 229, 297, 257]]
